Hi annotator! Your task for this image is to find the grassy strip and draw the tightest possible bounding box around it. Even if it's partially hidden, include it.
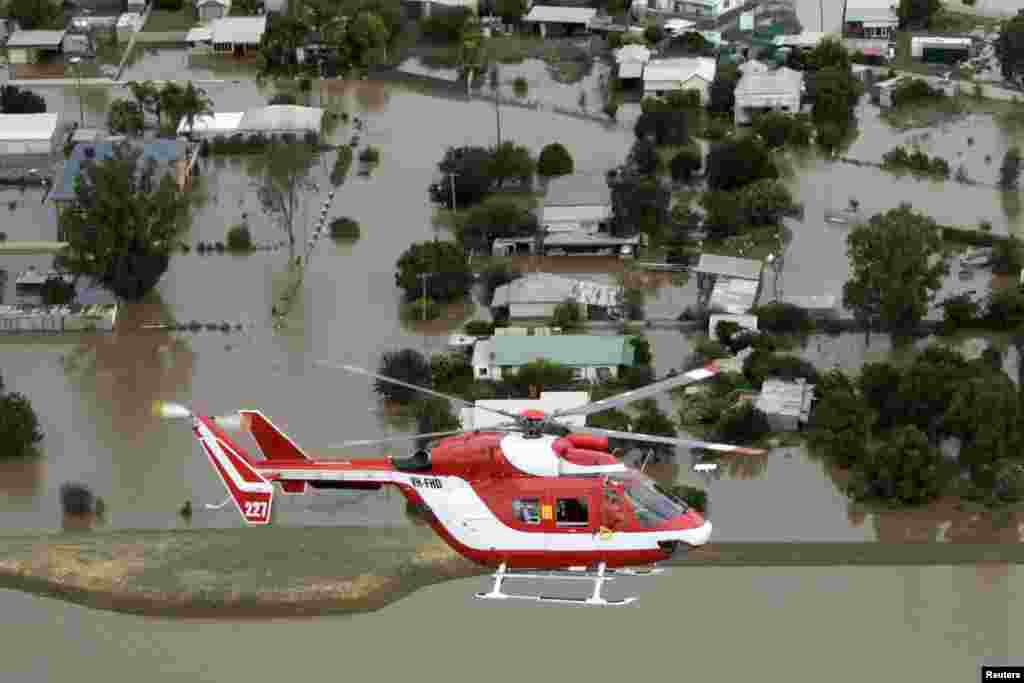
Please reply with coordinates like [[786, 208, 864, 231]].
[[670, 542, 1022, 566]]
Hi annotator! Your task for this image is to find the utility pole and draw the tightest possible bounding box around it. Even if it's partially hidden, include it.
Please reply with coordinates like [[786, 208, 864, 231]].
[[447, 171, 458, 212], [494, 66, 502, 148], [820, 0, 824, 32], [418, 272, 430, 321]]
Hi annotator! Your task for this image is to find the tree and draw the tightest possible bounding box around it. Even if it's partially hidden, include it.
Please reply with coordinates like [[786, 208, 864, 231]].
[[459, 198, 538, 252], [898, 0, 941, 29], [413, 397, 461, 449], [346, 11, 391, 67], [489, 141, 535, 188], [505, 359, 576, 396], [940, 293, 979, 334], [480, 261, 522, 306], [108, 99, 145, 136], [537, 143, 574, 178], [55, 144, 191, 301], [495, 0, 528, 24], [551, 299, 584, 330], [803, 36, 852, 71], [157, 82, 186, 132], [669, 147, 701, 182], [858, 361, 904, 432], [177, 82, 214, 136], [847, 425, 945, 505], [376, 349, 432, 404], [330, 146, 354, 187], [431, 146, 495, 209], [628, 137, 660, 176], [999, 146, 1022, 190], [0, 375, 44, 460], [706, 63, 740, 115], [806, 369, 874, 468], [705, 136, 778, 192], [943, 371, 1024, 489], [753, 112, 812, 148], [714, 402, 771, 445], [126, 81, 162, 126], [644, 24, 666, 45], [430, 352, 474, 395], [700, 180, 800, 239], [0, 85, 46, 114], [629, 336, 653, 366], [586, 407, 632, 432], [608, 171, 670, 239], [394, 240, 473, 302], [251, 142, 320, 255], [896, 345, 969, 439], [4, 0, 62, 30], [634, 107, 691, 147], [997, 10, 1024, 87], [843, 204, 948, 336], [811, 67, 863, 133]]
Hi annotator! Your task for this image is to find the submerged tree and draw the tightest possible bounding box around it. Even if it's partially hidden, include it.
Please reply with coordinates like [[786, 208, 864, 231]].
[[251, 141, 320, 256], [56, 144, 192, 300], [376, 349, 432, 404], [0, 373, 44, 460]]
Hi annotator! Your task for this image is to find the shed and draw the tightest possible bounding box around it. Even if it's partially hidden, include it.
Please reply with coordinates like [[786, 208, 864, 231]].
[[772, 31, 828, 50], [709, 277, 759, 314], [176, 111, 245, 136], [695, 253, 763, 280], [522, 6, 596, 37], [843, 0, 898, 39], [643, 57, 717, 103], [614, 44, 651, 80], [910, 36, 971, 64], [0, 114, 61, 156], [209, 16, 267, 54], [492, 272, 622, 320], [460, 392, 590, 430], [237, 105, 324, 136], [754, 378, 814, 431], [734, 66, 804, 125], [197, 0, 232, 22]]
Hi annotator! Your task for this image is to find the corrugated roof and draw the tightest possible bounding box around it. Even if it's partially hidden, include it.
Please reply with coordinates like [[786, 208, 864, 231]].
[[186, 26, 213, 42], [643, 57, 716, 84], [543, 173, 611, 208], [176, 111, 244, 135], [483, 335, 635, 368], [5, 30, 68, 47], [696, 253, 763, 280], [210, 16, 266, 44], [619, 62, 644, 79], [523, 5, 597, 24], [710, 278, 759, 314], [492, 273, 621, 308], [755, 378, 814, 419], [50, 140, 186, 202], [238, 105, 324, 133], [735, 66, 803, 95], [614, 44, 651, 64], [0, 113, 59, 141], [542, 205, 610, 225], [843, 0, 897, 23]]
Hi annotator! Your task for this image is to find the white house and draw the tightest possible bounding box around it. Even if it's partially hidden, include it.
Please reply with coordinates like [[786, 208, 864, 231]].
[[734, 66, 804, 125], [176, 111, 245, 137], [643, 57, 717, 103], [614, 44, 651, 81], [843, 0, 898, 40], [910, 36, 971, 62], [773, 32, 829, 51], [0, 113, 61, 156], [209, 16, 267, 55], [491, 272, 623, 320], [460, 392, 590, 430], [471, 335, 636, 382], [236, 105, 325, 136], [637, 0, 733, 19]]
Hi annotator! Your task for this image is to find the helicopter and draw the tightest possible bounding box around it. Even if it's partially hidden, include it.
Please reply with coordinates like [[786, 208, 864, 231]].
[[154, 359, 767, 606]]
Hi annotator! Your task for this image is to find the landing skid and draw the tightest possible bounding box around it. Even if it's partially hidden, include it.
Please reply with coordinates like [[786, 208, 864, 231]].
[[474, 562, 664, 606]]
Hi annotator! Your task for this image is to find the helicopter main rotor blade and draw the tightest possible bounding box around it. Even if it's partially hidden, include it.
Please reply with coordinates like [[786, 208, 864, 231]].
[[573, 425, 767, 456], [315, 361, 524, 424], [547, 362, 723, 421], [329, 429, 472, 449]]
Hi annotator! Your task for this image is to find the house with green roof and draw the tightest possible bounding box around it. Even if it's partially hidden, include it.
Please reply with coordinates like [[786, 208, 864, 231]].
[[471, 334, 636, 382]]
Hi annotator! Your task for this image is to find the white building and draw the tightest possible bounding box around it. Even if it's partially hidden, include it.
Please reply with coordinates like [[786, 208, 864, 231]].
[[754, 378, 814, 432], [643, 57, 717, 103], [910, 36, 971, 61], [614, 44, 651, 81], [0, 113, 61, 156], [176, 111, 245, 137], [491, 272, 623, 321], [733, 66, 804, 125], [843, 0, 898, 40], [471, 335, 636, 382], [208, 16, 267, 54], [637, 0, 733, 19], [236, 105, 325, 136], [773, 32, 829, 50], [521, 6, 597, 38], [460, 392, 590, 430]]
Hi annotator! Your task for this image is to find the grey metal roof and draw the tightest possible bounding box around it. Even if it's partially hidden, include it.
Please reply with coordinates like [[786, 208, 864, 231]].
[[543, 173, 611, 207], [522, 5, 597, 24], [210, 16, 266, 45], [755, 378, 814, 420], [695, 253, 764, 280], [735, 67, 804, 96], [238, 105, 324, 133], [5, 30, 68, 48]]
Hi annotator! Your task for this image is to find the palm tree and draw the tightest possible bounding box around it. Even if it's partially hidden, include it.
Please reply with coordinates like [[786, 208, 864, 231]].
[[177, 81, 214, 136]]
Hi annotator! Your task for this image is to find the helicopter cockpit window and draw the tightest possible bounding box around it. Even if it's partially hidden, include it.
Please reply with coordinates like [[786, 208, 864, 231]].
[[513, 498, 541, 524], [611, 475, 687, 529], [556, 498, 589, 526]]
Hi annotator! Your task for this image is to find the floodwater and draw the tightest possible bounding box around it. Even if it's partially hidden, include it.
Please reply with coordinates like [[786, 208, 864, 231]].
[[2, 561, 1021, 681]]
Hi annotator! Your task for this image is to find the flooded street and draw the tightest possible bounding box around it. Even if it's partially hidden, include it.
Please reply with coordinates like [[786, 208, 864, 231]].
[[3, 561, 1020, 681]]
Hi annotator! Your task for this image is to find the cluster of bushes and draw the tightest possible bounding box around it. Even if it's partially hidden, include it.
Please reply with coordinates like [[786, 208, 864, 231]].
[[226, 224, 253, 251], [752, 112, 813, 149], [882, 146, 951, 179], [359, 146, 381, 164], [204, 131, 320, 155], [942, 287, 1024, 334], [0, 373, 44, 460], [891, 78, 945, 107], [329, 217, 360, 241]]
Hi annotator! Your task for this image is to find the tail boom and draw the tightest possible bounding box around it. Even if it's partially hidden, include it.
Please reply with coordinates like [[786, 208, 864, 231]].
[[193, 416, 274, 525]]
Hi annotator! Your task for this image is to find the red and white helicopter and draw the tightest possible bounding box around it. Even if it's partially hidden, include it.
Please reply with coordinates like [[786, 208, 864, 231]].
[[154, 359, 766, 606]]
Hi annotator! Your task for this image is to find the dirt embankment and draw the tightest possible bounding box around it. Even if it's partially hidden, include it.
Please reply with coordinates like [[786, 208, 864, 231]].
[[1, 527, 1022, 619]]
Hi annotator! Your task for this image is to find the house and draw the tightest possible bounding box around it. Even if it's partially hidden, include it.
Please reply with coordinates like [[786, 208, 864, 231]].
[[772, 31, 828, 51], [842, 0, 898, 40], [521, 6, 597, 38], [50, 140, 192, 233], [733, 66, 804, 125], [694, 253, 764, 313], [492, 231, 641, 258], [738, 59, 770, 75], [910, 36, 972, 64], [635, 0, 732, 19], [754, 378, 814, 431], [491, 272, 623, 321], [209, 16, 267, 55], [0, 114, 61, 156], [471, 335, 636, 382], [642, 57, 716, 103], [460, 392, 590, 430], [3, 30, 67, 78], [614, 44, 651, 82], [708, 313, 758, 337], [540, 173, 612, 234], [235, 105, 325, 137], [176, 111, 245, 137], [197, 0, 232, 22], [710, 277, 760, 314]]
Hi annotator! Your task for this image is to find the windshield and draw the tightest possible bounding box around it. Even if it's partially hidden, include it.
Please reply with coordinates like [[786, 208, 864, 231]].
[[610, 475, 688, 528]]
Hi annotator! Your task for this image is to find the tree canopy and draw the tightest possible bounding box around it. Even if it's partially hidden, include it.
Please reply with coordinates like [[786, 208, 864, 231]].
[[249, 141, 320, 254], [706, 63, 740, 115], [537, 143, 574, 178], [108, 99, 145, 137], [0, 373, 44, 460], [608, 170, 671, 240], [898, 0, 942, 30], [4, 0, 62, 30], [705, 137, 779, 192], [431, 145, 496, 209], [458, 197, 538, 252], [998, 10, 1024, 86], [394, 240, 473, 302], [489, 141, 535, 188], [376, 349, 432, 403], [55, 144, 192, 301], [842, 204, 948, 335]]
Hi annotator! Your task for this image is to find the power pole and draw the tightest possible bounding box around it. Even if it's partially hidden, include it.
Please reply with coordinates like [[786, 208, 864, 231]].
[[418, 273, 430, 320], [447, 172, 458, 212], [820, 0, 824, 31], [494, 68, 502, 148]]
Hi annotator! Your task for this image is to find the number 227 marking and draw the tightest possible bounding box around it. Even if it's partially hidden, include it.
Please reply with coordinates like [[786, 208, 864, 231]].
[[244, 501, 268, 517]]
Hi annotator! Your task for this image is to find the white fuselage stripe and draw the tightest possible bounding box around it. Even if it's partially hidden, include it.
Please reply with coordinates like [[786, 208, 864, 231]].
[[197, 422, 273, 494]]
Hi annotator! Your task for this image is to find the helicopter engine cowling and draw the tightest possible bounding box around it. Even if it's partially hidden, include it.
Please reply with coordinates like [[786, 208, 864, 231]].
[[564, 433, 610, 451]]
